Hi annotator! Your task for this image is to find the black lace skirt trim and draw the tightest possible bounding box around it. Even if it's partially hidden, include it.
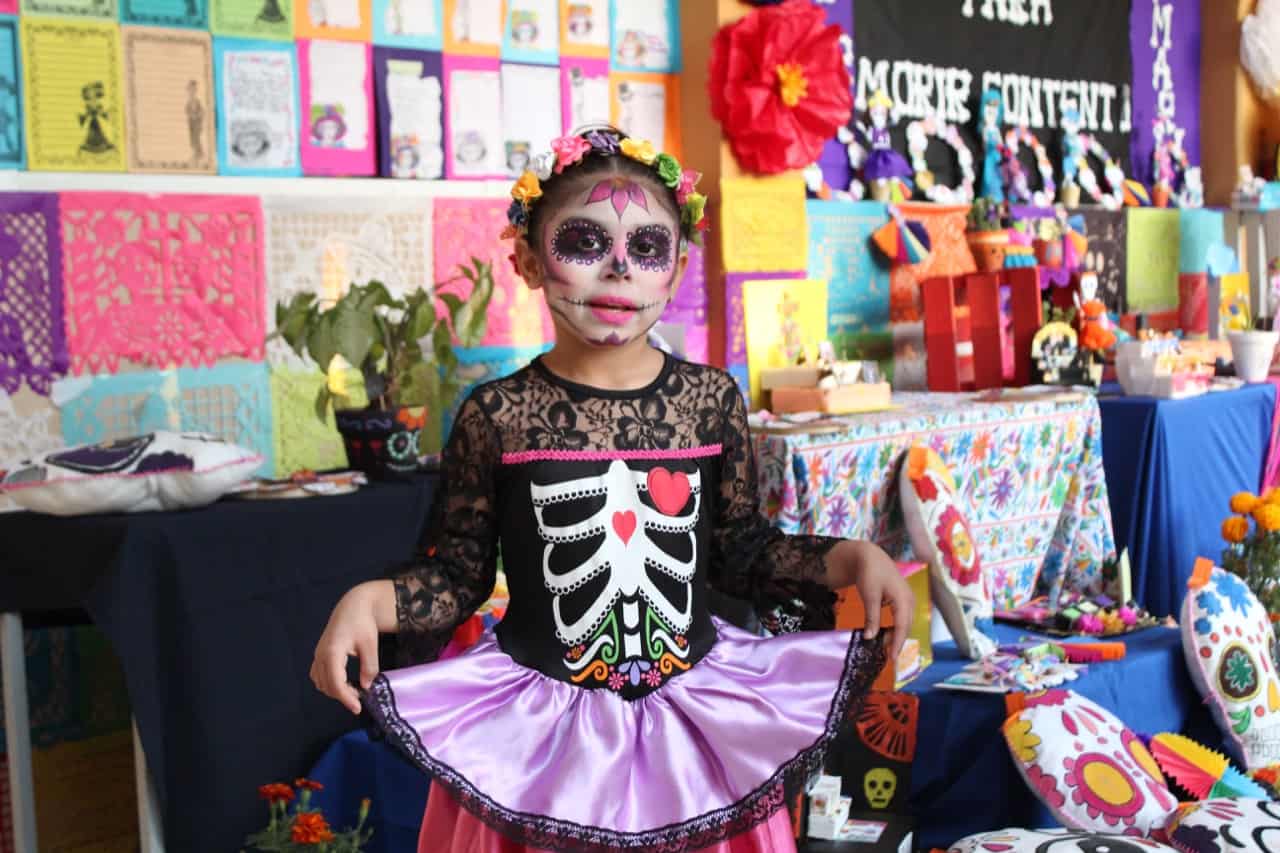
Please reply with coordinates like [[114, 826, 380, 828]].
[[361, 630, 887, 852]]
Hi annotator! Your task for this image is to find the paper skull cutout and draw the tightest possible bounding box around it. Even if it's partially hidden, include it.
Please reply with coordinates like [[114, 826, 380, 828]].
[[1182, 561, 1280, 770], [864, 767, 896, 810]]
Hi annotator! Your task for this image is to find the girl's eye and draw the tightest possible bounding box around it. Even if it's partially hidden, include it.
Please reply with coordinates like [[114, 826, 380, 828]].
[[551, 220, 612, 265], [627, 225, 673, 272]]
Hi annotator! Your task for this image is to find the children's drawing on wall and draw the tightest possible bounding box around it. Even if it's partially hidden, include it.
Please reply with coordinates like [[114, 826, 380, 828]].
[[384, 0, 436, 37], [311, 104, 347, 148], [390, 136, 419, 176], [230, 119, 272, 163], [776, 290, 806, 364], [79, 81, 114, 158], [385, 61, 443, 179], [616, 80, 666, 148], [0, 76, 17, 159], [186, 79, 205, 163], [308, 0, 360, 27], [612, 0, 671, 70], [509, 9, 537, 44], [451, 0, 501, 46], [454, 130, 486, 167], [257, 0, 287, 23], [505, 140, 530, 175], [566, 2, 593, 39], [567, 66, 608, 130]]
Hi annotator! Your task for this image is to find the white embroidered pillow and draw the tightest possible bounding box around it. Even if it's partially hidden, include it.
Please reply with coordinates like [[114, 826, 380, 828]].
[[1002, 689, 1178, 837], [1167, 798, 1280, 853], [0, 432, 262, 516], [899, 445, 996, 659], [950, 827, 1179, 853], [1181, 559, 1280, 770]]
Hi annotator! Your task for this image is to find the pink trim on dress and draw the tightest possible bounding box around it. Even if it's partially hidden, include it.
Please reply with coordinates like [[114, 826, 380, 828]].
[[502, 445, 723, 466]]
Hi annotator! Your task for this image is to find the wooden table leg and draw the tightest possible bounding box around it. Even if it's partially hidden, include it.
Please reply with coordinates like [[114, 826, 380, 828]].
[[1, 612, 37, 853]]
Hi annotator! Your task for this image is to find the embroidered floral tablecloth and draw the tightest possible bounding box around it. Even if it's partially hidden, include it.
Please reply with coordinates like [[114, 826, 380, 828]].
[[754, 392, 1117, 609]]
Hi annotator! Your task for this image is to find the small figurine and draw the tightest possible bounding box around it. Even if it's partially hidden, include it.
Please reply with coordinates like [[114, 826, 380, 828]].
[[857, 90, 914, 202], [1179, 167, 1205, 209], [979, 89, 1004, 201]]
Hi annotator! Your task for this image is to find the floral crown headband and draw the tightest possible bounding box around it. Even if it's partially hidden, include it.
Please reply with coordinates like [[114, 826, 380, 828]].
[[504, 127, 707, 246]]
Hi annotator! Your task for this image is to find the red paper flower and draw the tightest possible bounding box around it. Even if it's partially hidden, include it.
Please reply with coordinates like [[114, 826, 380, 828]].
[[934, 505, 981, 586], [708, 0, 852, 174]]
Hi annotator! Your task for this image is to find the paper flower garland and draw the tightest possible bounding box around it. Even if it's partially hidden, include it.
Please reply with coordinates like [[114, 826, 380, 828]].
[[708, 0, 852, 175], [905, 114, 975, 204]]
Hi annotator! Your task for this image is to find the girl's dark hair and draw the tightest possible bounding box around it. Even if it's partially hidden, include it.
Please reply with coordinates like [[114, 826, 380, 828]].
[[524, 126, 682, 249]]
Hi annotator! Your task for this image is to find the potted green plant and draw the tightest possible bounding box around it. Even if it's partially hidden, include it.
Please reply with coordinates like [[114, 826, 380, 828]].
[[965, 197, 1009, 273], [273, 259, 494, 478]]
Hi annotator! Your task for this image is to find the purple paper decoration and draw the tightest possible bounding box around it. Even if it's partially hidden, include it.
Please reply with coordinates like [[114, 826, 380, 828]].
[[0, 193, 66, 396], [373, 46, 445, 179], [725, 270, 806, 365], [1130, 0, 1201, 185], [661, 243, 708, 363]]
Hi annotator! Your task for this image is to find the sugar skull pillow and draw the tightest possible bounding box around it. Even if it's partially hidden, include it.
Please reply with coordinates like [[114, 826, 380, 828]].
[[1181, 560, 1280, 770], [1166, 798, 1280, 853], [900, 445, 996, 660], [1002, 689, 1178, 837], [950, 828, 1178, 853]]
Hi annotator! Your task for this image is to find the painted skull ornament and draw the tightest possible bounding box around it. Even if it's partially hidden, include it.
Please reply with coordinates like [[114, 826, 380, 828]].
[[1182, 561, 1280, 770]]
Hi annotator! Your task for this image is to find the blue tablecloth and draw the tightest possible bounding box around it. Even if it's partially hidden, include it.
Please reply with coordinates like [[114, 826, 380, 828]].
[[1099, 383, 1276, 617], [906, 623, 1220, 848], [309, 623, 1217, 849]]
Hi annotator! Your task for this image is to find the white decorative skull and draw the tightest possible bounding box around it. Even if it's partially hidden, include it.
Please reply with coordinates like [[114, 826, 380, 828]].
[[863, 768, 896, 810], [1182, 561, 1280, 770], [531, 460, 700, 676]]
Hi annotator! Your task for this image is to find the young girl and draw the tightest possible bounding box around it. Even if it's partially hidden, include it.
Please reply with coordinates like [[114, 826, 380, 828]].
[[312, 125, 914, 852]]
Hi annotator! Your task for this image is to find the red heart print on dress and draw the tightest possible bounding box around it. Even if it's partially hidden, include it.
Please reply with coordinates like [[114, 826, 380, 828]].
[[612, 510, 636, 545], [647, 468, 691, 516]]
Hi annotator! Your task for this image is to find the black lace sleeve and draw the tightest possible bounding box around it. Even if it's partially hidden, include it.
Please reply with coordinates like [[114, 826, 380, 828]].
[[391, 396, 500, 656], [708, 379, 841, 633]]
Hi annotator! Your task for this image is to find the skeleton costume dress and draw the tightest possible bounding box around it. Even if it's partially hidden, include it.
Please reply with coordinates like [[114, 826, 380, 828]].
[[364, 354, 886, 852]]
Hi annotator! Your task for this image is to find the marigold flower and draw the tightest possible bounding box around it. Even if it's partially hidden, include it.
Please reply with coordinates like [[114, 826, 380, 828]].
[[294, 778, 324, 792], [1255, 503, 1280, 533], [291, 812, 335, 845], [1266, 488, 1280, 505], [1223, 515, 1251, 544], [258, 783, 294, 804], [1232, 492, 1262, 515]]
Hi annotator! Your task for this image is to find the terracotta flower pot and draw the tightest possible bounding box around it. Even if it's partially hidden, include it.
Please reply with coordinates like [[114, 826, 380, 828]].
[[1033, 237, 1064, 268], [966, 230, 1009, 273], [1152, 183, 1171, 208]]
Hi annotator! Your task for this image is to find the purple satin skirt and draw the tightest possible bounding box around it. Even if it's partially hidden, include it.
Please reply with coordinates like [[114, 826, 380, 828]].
[[364, 618, 885, 853]]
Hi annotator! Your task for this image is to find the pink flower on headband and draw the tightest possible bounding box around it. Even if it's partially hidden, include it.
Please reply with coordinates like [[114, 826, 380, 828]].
[[675, 169, 701, 205], [551, 135, 593, 173]]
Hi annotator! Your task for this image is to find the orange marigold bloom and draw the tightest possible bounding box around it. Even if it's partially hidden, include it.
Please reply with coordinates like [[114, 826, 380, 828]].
[[294, 778, 324, 792], [1266, 488, 1280, 505], [1223, 516, 1251, 544], [1232, 492, 1262, 514], [291, 812, 335, 845], [258, 783, 294, 804], [1256, 503, 1280, 533]]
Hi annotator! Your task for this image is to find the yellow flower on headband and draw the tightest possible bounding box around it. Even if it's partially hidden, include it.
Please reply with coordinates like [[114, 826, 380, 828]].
[[511, 171, 542, 205], [620, 138, 657, 165]]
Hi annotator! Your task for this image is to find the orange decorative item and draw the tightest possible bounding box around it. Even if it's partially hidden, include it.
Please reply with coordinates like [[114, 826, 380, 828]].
[[855, 692, 920, 763], [965, 230, 1010, 272], [708, 0, 852, 174]]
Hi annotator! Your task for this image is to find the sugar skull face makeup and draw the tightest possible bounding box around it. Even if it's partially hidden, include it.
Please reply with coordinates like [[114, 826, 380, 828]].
[[538, 178, 681, 348]]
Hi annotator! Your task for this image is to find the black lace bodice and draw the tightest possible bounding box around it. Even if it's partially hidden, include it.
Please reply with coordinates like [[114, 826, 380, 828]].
[[392, 353, 841, 699]]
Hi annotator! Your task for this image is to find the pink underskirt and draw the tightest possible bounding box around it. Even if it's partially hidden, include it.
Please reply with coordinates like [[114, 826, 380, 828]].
[[417, 786, 798, 853]]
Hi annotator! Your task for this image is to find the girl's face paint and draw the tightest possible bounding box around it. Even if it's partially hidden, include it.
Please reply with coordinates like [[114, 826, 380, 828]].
[[539, 179, 681, 347]]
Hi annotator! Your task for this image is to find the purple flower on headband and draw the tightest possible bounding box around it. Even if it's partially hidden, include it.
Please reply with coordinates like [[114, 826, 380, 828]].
[[585, 129, 621, 154], [507, 199, 529, 227]]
